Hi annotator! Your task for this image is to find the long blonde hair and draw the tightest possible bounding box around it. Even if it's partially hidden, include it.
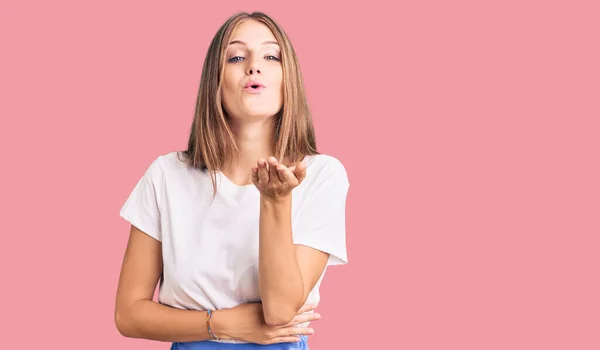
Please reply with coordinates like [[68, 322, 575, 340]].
[[180, 11, 319, 195]]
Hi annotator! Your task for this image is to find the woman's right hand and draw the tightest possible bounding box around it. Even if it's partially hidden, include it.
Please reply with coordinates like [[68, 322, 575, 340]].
[[212, 302, 320, 345]]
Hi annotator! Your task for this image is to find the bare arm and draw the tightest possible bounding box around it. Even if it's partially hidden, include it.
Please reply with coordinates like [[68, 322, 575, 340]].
[[114, 225, 217, 342], [114, 225, 319, 343], [253, 157, 346, 327], [258, 196, 329, 327]]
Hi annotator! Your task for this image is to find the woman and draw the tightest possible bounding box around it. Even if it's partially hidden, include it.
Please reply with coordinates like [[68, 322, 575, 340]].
[[115, 11, 349, 350]]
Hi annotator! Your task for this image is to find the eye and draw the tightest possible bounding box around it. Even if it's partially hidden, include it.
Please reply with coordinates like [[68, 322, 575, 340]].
[[265, 55, 280, 61], [228, 56, 244, 63]]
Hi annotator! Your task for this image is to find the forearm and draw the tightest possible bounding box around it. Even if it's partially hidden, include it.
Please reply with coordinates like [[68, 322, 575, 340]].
[[258, 195, 305, 325], [116, 300, 235, 342]]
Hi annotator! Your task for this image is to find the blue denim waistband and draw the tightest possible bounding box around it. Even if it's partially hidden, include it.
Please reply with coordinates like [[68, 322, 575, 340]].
[[171, 335, 309, 350]]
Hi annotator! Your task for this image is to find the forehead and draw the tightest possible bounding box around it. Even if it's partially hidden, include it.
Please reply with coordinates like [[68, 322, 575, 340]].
[[229, 19, 277, 44]]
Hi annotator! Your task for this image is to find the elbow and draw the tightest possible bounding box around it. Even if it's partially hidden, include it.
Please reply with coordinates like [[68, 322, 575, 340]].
[[262, 303, 301, 327], [115, 308, 136, 338], [262, 289, 308, 326], [264, 312, 295, 327], [115, 310, 130, 337]]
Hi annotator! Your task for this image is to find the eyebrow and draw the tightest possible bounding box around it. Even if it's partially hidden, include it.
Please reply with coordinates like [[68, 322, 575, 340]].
[[228, 40, 280, 47]]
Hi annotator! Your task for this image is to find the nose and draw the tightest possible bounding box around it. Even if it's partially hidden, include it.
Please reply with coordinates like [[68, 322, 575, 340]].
[[246, 67, 261, 75], [245, 56, 262, 75]]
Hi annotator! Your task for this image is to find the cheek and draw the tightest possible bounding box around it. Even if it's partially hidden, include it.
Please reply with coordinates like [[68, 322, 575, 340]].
[[221, 72, 237, 103], [273, 72, 284, 98], [222, 70, 234, 92]]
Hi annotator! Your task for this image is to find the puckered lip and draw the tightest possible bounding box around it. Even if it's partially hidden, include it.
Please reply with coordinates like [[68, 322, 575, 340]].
[[244, 80, 265, 89]]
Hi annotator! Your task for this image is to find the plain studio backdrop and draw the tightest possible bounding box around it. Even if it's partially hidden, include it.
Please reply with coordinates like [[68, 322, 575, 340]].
[[1, 1, 598, 349]]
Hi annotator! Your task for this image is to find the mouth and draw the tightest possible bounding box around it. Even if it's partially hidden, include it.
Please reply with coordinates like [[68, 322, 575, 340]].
[[243, 81, 266, 93], [244, 81, 265, 88]]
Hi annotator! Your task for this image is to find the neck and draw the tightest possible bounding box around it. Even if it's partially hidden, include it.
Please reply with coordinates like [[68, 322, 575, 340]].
[[223, 118, 277, 185]]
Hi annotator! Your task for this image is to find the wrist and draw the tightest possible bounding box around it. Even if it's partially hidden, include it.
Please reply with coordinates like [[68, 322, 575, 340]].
[[260, 195, 292, 223], [209, 309, 234, 341], [260, 193, 292, 206]]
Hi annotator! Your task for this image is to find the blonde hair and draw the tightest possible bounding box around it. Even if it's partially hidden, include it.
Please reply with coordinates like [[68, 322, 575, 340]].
[[180, 11, 319, 196]]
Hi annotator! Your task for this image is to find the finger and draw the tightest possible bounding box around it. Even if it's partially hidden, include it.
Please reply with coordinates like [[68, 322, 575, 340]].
[[293, 160, 307, 183], [270, 337, 301, 344], [288, 312, 321, 326], [251, 167, 259, 184], [297, 303, 318, 314], [257, 159, 269, 184], [267, 157, 280, 184], [276, 164, 294, 183], [276, 327, 315, 337]]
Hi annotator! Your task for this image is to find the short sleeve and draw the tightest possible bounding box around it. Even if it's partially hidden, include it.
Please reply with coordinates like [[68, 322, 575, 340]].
[[119, 157, 164, 241], [293, 157, 350, 266]]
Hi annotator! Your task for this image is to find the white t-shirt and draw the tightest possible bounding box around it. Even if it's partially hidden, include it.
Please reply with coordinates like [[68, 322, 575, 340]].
[[119, 151, 349, 342]]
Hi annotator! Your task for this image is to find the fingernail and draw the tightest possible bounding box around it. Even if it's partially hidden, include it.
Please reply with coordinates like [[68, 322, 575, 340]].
[[308, 329, 314, 334]]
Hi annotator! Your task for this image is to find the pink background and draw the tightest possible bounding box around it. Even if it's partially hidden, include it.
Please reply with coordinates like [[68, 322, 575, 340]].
[[2, 0, 599, 349]]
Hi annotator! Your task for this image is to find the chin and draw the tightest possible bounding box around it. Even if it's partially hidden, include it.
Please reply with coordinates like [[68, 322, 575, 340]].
[[245, 113, 277, 121], [243, 108, 281, 120], [224, 105, 282, 122]]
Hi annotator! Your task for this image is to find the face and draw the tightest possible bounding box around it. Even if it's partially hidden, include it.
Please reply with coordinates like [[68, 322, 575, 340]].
[[221, 19, 283, 122]]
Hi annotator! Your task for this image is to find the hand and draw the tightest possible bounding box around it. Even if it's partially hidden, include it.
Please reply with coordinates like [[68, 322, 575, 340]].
[[215, 302, 320, 345], [251, 157, 307, 201]]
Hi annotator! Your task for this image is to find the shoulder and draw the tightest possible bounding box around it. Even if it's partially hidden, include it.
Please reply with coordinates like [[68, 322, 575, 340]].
[[137, 151, 197, 187], [305, 153, 346, 171], [148, 151, 193, 173], [301, 153, 349, 190]]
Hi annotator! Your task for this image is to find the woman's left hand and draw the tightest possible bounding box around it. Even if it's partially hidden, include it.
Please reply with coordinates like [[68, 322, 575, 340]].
[[251, 156, 306, 201]]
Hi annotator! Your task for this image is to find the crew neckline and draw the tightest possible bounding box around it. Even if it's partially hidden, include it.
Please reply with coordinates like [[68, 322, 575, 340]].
[[217, 170, 255, 188], [214, 155, 314, 196]]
